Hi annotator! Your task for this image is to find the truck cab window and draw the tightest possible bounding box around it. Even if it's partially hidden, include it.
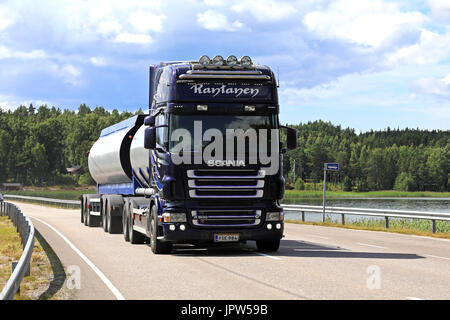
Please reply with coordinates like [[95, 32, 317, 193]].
[[155, 113, 167, 148]]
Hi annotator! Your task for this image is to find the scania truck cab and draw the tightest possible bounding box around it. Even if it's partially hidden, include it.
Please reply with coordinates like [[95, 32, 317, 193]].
[[82, 55, 298, 254]]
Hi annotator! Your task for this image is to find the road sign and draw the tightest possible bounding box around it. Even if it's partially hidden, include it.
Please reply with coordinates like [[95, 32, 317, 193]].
[[323, 163, 339, 222], [325, 163, 339, 171]]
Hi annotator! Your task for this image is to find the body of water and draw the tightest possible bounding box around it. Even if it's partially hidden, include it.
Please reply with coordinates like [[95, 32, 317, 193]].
[[282, 198, 450, 223]]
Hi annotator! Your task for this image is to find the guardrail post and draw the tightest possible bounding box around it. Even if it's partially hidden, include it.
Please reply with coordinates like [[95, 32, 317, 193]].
[[432, 220, 436, 233], [385, 216, 389, 229], [341, 213, 345, 225], [11, 262, 20, 295], [301, 211, 305, 222]]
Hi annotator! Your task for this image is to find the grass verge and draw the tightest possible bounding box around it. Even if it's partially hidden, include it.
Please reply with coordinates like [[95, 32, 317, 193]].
[[286, 218, 450, 239], [0, 216, 23, 291], [0, 216, 73, 299]]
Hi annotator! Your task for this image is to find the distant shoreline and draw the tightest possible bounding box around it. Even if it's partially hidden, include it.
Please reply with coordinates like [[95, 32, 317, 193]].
[[285, 190, 450, 200]]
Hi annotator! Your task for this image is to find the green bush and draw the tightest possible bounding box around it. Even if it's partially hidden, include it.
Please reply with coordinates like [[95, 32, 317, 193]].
[[78, 173, 95, 186], [353, 178, 369, 192], [394, 172, 417, 191], [294, 178, 305, 190], [53, 174, 77, 185], [343, 176, 352, 192]]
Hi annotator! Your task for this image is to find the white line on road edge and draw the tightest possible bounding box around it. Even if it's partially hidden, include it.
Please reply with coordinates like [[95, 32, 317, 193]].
[[423, 254, 450, 261], [356, 243, 388, 249], [407, 297, 425, 300], [32, 217, 126, 300], [255, 252, 281, 260]]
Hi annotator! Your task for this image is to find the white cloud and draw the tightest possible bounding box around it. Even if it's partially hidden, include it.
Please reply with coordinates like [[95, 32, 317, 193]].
[[204, 0, 225, 6], [304, 0, 425, 48], [428, 0, 450, 20], [98, 20, 123, 36], [0, 5, 14, 31], [0, 94, 52, 110], [114, 32, 152, 44], [410, 74, 450, 100], [59, 64, 82, 86], [90, 57, 108, 67], [385, 29, 450, 66], [197, 10, 244, 32], [128, 9, 165, 33], [231, 0, 298, 22], [0, 46, 47, 60]]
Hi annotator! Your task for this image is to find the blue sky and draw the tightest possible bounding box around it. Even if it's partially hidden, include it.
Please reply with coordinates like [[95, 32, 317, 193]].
[[0, 0, 449, 132]]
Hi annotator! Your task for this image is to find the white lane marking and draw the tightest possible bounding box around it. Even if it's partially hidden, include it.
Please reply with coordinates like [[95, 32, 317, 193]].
[[32, 217, 125, 300], [423, 254, 450, 261], [407, 297, 425, 300], [356, 243, 388, 249], [306, 234, 329, 240], [255, 252, 281, 260]]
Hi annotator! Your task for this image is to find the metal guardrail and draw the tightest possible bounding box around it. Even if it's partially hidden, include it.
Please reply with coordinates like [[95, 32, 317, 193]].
[[0, 201, 35, 300], [3, 194, 80, 209], [282, 204, 450, 233], [3, 195, 449, 233]]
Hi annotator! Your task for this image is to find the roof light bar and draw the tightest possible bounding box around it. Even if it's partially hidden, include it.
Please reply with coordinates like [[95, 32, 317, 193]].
[[212, 55, 225, 67], [195, 55, 254, 69], [199, 55, 211, 67]]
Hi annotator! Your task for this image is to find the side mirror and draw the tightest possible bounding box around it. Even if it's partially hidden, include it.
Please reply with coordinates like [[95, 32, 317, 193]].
[[144, 127, 156, 149], [286, 127, 298, 150], [144, 115, 155, 126]]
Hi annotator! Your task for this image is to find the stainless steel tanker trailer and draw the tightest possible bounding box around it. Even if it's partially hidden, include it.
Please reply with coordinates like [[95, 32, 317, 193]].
[[81, 55, 298, 254]]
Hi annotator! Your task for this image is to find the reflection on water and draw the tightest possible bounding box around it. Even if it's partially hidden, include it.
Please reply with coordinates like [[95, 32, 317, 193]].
[[282, 198, 450, 223]]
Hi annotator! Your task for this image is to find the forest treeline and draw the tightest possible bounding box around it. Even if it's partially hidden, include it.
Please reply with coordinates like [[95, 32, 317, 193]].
[[0, 104, 141, 186], [0, 104, 449, 191], [284, 121, 449, 191]]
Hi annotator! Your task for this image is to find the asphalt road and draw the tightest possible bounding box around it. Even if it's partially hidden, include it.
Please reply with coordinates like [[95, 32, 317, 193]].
[[10, 201, 450, 300]]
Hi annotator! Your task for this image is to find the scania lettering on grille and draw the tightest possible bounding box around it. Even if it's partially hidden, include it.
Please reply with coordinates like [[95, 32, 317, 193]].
[[207, 160, 245, 167]]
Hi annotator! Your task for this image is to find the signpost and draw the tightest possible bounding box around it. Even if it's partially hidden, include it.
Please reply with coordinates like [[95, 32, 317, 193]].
[[323, 163, 339, 222]]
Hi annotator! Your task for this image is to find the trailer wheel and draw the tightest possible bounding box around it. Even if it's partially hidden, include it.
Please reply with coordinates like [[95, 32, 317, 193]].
[[129, 200, 145, 244], [123, 200, 130, 242], [102, 198, 108, 232], [80, 196, 84, 224], [80, 197, 84, 224], [150, 206, 172, 254], [108, 207, 122, 234], [87, 210, 100, 227], [256, 239, 280, 252], [83, 206, 88, 226]]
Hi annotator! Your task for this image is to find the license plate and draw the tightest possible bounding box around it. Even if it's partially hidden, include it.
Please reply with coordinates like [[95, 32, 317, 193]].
[[214, 233, 240, 242]]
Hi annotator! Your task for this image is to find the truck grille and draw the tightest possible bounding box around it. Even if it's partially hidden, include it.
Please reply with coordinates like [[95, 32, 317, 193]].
[[191, 209, 261, 227], [187, 169, 265, 198]]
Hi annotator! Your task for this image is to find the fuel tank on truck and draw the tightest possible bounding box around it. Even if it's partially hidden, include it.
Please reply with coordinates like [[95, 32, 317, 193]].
[[88, 115, 145, 185], [129, 125, 150, 187]]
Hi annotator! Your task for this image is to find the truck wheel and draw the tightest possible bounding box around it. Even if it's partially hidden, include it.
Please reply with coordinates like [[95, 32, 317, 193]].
[[123, 201, 130, 242], [87, 211, 99, 227], [83, 206, 88, 226], [149, 206, 172, 254], [80, 197, 84, 223], [102, 199, 108, 232], [129, 201, 145, 244], [256, 239, 280, 252], [108, 208, 122, 234]]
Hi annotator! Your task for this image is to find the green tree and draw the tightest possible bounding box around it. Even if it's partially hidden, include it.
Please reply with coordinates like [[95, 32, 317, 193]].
[[294, 178, 305, 190], [394, 172, 417, 191], [343, 176, 352, 192]]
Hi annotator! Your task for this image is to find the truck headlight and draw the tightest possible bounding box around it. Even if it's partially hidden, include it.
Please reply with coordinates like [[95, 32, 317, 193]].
[[266, 212, 283, 221], [163, 212, 187, 223]]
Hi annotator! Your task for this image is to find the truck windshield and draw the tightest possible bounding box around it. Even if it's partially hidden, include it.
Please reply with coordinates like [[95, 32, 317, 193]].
[[169, 114, 278, 152]]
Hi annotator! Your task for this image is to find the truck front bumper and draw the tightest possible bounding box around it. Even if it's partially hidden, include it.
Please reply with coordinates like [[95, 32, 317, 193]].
[[161, 222, 283, 244]]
